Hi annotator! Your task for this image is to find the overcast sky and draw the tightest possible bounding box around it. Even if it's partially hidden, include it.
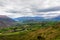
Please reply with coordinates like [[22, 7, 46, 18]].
[[0, 0, 60, 19]]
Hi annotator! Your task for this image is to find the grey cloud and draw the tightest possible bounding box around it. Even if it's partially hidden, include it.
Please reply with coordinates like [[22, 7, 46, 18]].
[[0, 2, 5, 7], [5, 8, 32, 13], [36, 6, 60, 12], [6, 10, 21, 13], [6, 10, 32, 13]]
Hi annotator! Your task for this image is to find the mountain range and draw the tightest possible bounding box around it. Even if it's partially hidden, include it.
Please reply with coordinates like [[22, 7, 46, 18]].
[[0, 15, 60, 28], [14, 16, 60, 22]]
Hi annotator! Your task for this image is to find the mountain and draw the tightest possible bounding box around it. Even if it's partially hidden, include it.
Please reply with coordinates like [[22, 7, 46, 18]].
[[14, 16, 60, 22], [0, 15, 16, 28], [14, 17, 46, 23], [51, 16, 60, 21]]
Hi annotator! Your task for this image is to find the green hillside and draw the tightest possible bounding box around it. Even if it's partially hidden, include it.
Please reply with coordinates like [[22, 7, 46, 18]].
[[0, 22, 60, 40]]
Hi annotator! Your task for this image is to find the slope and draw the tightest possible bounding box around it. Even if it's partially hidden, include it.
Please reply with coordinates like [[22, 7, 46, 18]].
[[0, 15, 16, 28]]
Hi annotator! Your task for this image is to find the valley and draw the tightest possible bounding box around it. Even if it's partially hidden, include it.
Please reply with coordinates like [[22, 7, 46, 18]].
[[0, 21, 60, 40]]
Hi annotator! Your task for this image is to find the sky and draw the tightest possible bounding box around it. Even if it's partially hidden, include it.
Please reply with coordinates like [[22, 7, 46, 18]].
[[0, 0, 60, 19]]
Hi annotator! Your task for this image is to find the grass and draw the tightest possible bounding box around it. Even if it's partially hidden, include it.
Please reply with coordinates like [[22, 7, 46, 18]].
[[0, 26, 60, 40], [0, 22, 60, 40]]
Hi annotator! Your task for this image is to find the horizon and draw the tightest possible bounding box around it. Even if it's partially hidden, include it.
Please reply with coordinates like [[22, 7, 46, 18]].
[[0, 0, 60, 19]]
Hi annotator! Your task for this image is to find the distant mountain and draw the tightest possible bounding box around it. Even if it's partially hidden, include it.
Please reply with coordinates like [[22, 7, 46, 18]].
[[51, 16, 60, 21], [14, 16, 60, 22], [14, 17, 46, 23], [0, 15, 16, 28]]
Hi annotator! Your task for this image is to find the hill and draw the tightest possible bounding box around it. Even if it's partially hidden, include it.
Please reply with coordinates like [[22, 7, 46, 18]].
[[0, 15, 16, 28], [0, 22, 60, 40]]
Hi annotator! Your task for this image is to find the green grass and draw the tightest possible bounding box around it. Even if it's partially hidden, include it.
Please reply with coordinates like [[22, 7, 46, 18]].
[[0, 22, 60, 40]]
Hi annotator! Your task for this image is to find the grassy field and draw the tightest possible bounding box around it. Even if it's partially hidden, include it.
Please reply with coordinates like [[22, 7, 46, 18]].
[[0, 22, 60, 40]]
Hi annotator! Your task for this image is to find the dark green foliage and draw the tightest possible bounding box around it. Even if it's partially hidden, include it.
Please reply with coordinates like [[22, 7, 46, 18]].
[[37, 36, 45, 40]]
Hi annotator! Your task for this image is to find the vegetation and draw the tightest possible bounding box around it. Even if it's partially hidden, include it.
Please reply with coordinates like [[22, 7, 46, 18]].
[[0, 21, 60, 40]]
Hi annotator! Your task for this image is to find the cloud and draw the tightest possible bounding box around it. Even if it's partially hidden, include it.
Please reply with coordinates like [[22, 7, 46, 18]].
[[36, 6, 60, 12], [6, 10, 21, 13], [0, 0, 60, 19]]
